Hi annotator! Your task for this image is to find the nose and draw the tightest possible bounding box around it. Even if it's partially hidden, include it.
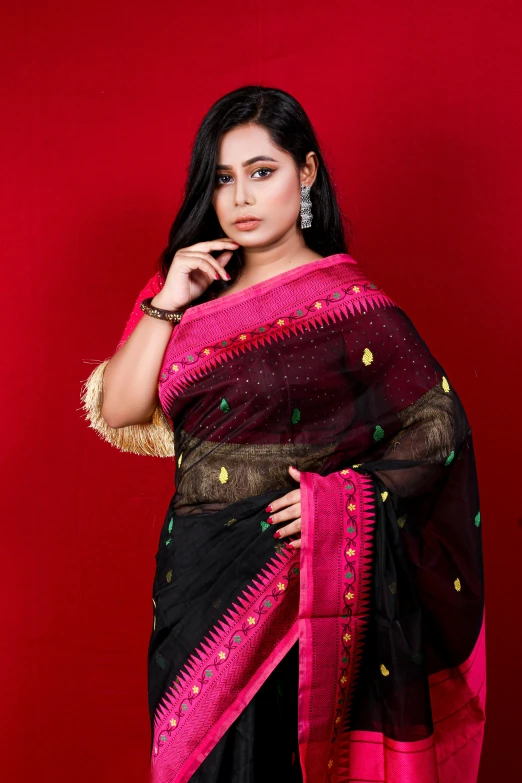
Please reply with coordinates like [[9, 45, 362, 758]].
[[233, 175, 253, 206]]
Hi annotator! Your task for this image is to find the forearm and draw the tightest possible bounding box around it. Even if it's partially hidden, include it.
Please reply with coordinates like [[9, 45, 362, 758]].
[[101, 292, 178, 428]]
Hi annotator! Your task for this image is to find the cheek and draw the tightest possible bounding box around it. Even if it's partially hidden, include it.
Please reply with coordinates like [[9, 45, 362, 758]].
[[269, 175, 300, 216]]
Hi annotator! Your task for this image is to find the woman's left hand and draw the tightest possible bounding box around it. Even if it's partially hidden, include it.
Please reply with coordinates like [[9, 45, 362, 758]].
[[265, 466, 302, 549]]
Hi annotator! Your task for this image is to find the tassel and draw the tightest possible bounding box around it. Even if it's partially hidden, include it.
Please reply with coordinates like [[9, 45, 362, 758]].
[[79, 359, 174, 458]]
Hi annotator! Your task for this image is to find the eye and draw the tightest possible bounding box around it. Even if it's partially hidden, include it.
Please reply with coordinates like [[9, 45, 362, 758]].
[[215, 168, 274, 186]]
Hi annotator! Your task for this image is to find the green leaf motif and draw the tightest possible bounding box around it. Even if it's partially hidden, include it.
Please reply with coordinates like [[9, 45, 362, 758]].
[[258, 326, 265, 333], [187, 354, 194, 362], [221, 340, 228, 347], [291, 408, 301, 425], [260, 520, 270, 532], [373, 425, 385, 442], [333, 292, 341, 299], [161, 372, 167, 379], [345, 571, 353, 579], [264, 600, 272, 608], [234, 635, 242, 643], [182, 704, 188, 711], [165, 538, 171, 546], [219, 398, 231, 413], [347, 525, 355, 534], [205, 669, 213, 678], [160, 734, 167, 742], [474, 511, 481, 527], [369, 283, 377, 289], [297, 309, 304, 316], [168, 517, 173, 533], [344, 483, 354, 490], [445, 450, 455, 466]]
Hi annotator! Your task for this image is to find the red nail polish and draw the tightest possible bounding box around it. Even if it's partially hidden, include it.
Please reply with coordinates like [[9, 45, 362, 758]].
[[225, 272, 232, 280], [215, 272, 220, 280], [273, 531, 281, 539], [267, 516, 273, 524], [265, 504, 272, 513]]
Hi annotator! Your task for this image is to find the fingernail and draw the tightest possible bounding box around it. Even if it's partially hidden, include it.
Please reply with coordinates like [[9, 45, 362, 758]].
[[215, 273, 220, 280], [273, 531, 281, 539], [265, 504, 272, 513], [225, 272, 232, 280], [267, 516, 273, 524]]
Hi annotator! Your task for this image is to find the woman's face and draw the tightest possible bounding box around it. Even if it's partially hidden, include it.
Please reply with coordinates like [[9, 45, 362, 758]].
[[211, 123, 317, 248]]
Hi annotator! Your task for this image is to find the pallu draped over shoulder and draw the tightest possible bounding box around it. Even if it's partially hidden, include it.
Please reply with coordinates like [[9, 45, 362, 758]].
[[81, 253, 486, 783]]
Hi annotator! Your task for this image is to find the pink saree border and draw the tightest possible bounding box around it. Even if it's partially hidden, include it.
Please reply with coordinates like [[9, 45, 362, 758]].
[[150, 545, 300, 783], [158, 254, 397, 407], [299, 467, 376, 782]]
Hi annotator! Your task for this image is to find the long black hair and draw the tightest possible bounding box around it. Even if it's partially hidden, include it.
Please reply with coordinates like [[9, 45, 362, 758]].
[[157, 85, 353, 305]]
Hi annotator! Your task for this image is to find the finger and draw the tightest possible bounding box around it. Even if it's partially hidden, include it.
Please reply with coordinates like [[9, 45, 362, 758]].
[[182, 251, 231, 281], [274, 518, 302, 539], [265, 489, 300, 514], [268, 504, 301, 525], [187, 239, 240, 254], [288, 465, 301, 482], [184, 257, 223, 285]]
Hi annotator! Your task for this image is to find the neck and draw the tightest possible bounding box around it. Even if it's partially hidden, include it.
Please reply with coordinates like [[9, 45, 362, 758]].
[[239, 233, 321, 284]]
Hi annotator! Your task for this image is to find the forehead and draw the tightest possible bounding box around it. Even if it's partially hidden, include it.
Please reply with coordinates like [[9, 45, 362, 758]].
[[216, 123, 287, 163]]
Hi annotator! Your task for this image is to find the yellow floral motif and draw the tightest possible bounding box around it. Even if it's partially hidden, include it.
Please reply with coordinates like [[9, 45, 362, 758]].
[[328, 759, 334, 769], [348, 503, 356, 511], [177, 453, 183, 467], [341, 675, 347, 684], [218, 651, 226, 660], [277, 582, 286, 591], [335, 716, 341, 725], [380, 663, 390, 676], [352, 286, 360, 293], [219, 466, 229, 484], [442, 376, 451, 393], [343, 632, 352, 642], [172, 364, 179, 372], [239, 334, 247, 341], [362, 347, 374, 366], [170, 718, 177, 727], [352, 463, 362, 468], [277, 318, 285, 326], [346, 591, 354, 601], [347, 547, 356, 557], [454, 578, 462, 592], [381, 491, 389, 502], [203, 348, 210, 355], [192, 685, 199, 694], [340, 469, 350, 475], [314, 301, 322, 309], [247, 616, 256, 625]]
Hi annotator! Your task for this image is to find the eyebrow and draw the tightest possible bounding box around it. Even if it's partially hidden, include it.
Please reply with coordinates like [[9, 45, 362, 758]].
[[216, 155, 278, 171]]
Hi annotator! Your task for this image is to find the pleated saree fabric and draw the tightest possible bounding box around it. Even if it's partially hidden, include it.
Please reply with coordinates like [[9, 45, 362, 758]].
[[82, 253, 485, 782]]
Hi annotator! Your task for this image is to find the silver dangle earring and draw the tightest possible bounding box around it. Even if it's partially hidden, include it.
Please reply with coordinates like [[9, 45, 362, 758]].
[[300, 184, 312, 229]]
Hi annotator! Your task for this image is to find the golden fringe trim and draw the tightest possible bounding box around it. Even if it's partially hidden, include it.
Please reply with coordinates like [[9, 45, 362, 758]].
[[79, 359, 175, 458]]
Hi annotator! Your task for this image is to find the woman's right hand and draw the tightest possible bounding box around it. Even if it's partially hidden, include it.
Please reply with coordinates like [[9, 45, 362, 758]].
[[153, 239, 240, 311]]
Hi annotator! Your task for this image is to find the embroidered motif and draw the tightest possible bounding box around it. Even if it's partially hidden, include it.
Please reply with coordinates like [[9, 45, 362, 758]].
[[168, 517, 173, 534], [380, 663, 390, 676], [205, 669, 213, 678], [389, 581, 397, 594], [362, 347, 374, 366], [260, 520, 270, 532], [346, 591, 354, 601], [373, 425, 385, 441], [225, 517, 238, 527], [454, 578, 462, 591], [247, 616, 256, 625], [348, 503, 356, 511], [166, 569, 172, 583], [445, 451, 455, 466], [474, 511, 481, 527], [352, 286, 360, 293], [219, 466, 229, 484], [381, 491, 389, 502], [165, 538, 171, 546], [277, 582, 286, 591], [239, 334, 247, 341], [219, 398, 231, 412], [351, 463, 362, 468], [291, 408, 301, 424], [397, 515, 407, 528], [277, 318, 285, 325], [346, 547, 356, 557], [441, 376, 451, 393], [177, 453, 183, 467]]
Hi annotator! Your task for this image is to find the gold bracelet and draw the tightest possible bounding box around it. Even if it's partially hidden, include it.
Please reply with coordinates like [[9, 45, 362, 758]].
[[140, 297, 185, 323]]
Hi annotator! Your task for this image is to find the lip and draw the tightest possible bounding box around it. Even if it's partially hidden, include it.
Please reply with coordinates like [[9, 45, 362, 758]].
[[234, 214, 260, 224], [234, 219, 261, 231]]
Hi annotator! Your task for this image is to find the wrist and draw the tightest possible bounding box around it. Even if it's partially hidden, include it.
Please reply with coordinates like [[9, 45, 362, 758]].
[[150, 293, 188, 312]]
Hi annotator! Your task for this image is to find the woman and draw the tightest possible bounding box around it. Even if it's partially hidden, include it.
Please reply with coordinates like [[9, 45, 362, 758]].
[[81, 85, 485, 782]]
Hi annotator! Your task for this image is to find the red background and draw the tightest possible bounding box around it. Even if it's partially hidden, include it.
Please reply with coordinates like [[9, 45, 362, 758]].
[[1, 2, 520, 780]]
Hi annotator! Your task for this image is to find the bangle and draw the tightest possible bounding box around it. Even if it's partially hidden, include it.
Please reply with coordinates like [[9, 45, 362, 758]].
[[140, 297, 185, 323]]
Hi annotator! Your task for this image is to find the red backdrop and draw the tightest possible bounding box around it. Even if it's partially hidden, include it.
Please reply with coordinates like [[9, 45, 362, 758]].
[[1, 2, 520, 780]]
